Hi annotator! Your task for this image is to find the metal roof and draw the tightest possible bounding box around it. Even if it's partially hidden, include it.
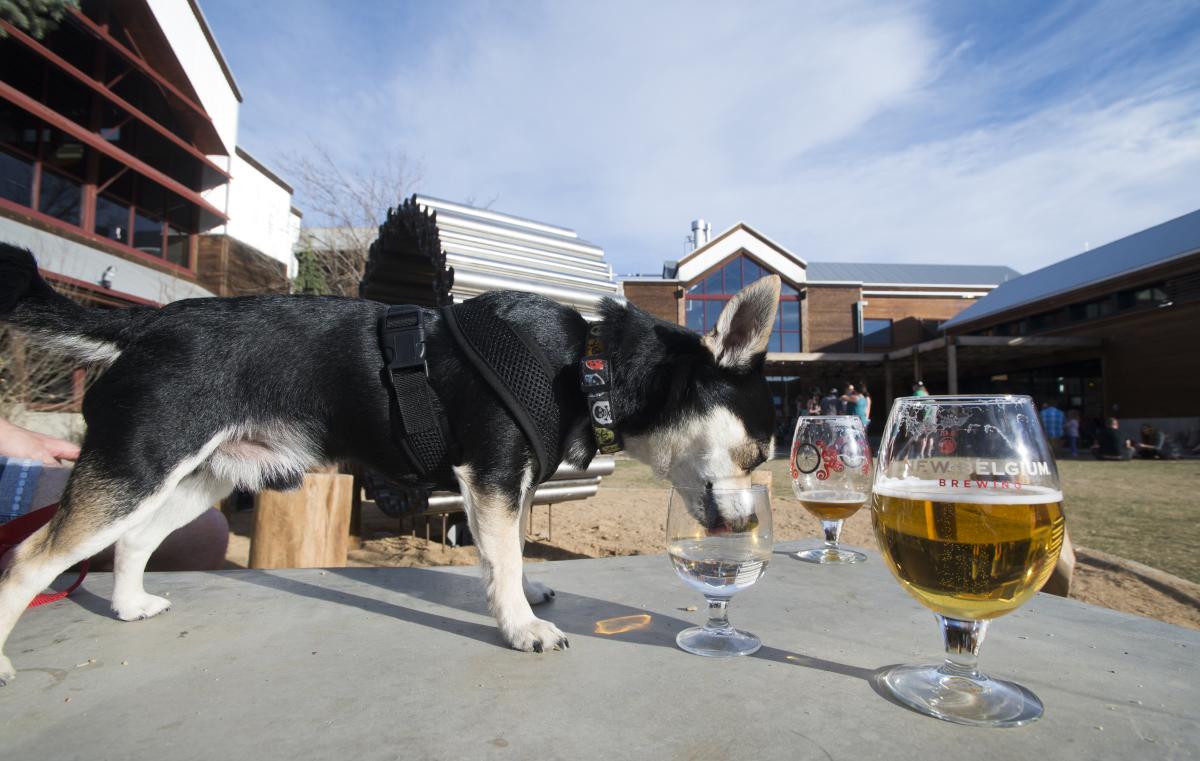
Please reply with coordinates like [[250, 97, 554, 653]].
[[807, 262, 1019, 287], [358, 196, 621, 319], [943, 208, 1200, 330]]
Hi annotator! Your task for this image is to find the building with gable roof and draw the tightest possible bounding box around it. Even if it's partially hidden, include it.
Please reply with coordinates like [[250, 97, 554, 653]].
[[623, 220, 1017, 435]]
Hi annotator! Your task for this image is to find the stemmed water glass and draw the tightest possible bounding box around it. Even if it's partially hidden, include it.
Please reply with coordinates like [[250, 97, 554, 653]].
[[871, 395, 1066, 726], [667, 485, 773, 657], [789, 415, 871, 563]]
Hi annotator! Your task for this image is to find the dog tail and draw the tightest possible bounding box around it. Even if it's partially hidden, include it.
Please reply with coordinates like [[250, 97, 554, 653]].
[[0, 242, 149, 363]]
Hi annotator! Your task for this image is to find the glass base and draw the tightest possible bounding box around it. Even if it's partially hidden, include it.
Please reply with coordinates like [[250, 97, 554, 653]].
[[794, 546, 867, 564], [878, 663, 1044, 727], [675, 626, 761, 657]]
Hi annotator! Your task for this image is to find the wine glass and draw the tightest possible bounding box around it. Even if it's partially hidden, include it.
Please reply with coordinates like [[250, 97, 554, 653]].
[[667, 485, 773, 657], [789, 415, 871, 563], [871, 395, 1066, 727]]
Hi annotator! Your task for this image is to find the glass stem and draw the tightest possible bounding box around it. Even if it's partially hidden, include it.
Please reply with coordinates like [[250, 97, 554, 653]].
[[703, 596, 733, 634], [936, 614, 988, 680], [821, 519, 843, 549]]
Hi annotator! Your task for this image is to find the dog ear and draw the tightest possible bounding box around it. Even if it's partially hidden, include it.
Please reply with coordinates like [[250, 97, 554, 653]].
[[703, 275, 781, 370]]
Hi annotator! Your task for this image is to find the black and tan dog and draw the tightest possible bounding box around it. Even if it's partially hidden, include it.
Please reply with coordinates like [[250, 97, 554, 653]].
[[0, 243, 779, 682]]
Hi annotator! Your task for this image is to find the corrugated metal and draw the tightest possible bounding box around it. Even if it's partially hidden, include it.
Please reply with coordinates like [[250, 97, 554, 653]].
[[807, 261, 1020, 286], [944, 208, 1200, 330], [358, 195, 621, 319]]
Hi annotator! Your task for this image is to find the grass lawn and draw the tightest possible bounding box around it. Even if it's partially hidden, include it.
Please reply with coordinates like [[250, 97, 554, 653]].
[[605, 455, 1200, 584]]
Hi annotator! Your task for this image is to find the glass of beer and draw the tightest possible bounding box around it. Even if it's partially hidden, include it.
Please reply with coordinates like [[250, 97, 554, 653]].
[[789, 415, 871, 563], [667, 485, 773, 657], [871, 395, 1065, 727]]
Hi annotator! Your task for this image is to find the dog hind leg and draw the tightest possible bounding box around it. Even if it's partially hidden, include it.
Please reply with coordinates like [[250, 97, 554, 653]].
[[456, 465, 567, 652], [111, 471, 233, 621], [0, 489, 142, 684]]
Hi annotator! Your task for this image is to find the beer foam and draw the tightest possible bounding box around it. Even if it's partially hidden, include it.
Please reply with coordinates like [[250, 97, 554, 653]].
[[873, 477, 1063, 505]]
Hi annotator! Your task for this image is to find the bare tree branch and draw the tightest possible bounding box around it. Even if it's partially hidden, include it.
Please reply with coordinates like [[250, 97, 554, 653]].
[[281, 141, 422, 296]]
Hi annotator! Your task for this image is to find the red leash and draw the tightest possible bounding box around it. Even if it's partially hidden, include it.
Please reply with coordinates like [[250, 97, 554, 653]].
[[0, 504, 89, 608]]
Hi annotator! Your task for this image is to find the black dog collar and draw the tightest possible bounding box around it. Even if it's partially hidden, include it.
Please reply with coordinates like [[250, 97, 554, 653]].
[[580, 323, 623, 454]]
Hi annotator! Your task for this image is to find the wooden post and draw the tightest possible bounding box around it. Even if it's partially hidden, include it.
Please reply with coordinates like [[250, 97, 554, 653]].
[[249, 473, 354, 569], [946, 338, 959, 395], [883, 361, 894, 421], [349, 470, 363, 548]]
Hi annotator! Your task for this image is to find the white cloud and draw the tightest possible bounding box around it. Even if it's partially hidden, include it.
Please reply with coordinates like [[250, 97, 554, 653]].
[[217, 0, 1200, 276]]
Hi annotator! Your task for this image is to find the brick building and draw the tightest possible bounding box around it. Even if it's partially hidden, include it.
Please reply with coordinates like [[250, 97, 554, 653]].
[[1, 0, 301, 411], [622, 221, 1016, 437]]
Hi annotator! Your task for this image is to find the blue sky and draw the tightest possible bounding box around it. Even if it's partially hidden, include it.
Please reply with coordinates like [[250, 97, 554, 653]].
[[202, 0, 1200, 277]]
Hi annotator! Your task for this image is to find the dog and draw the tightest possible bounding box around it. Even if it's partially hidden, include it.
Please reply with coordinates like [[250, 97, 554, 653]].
[[0, 242, 780, 682]]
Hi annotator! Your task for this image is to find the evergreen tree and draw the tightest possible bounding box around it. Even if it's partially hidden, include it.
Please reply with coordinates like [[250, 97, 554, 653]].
[[291, 247, 329, 295], [0, 0, 78, 39]]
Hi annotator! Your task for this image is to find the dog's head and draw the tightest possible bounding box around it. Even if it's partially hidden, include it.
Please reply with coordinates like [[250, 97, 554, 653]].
[[618, 275, 781, 528]]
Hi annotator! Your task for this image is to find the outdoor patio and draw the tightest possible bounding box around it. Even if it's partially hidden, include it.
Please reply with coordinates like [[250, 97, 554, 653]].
[[4, 543, 1196, 760]]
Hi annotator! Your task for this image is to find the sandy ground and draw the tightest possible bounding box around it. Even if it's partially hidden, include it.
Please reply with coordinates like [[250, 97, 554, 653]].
[[225, 482, 1200, 632]]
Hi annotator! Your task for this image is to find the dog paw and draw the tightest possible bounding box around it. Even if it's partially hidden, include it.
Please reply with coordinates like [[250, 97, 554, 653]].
[[523, 578, 556, 605], [112, 593, 172, 621], [0, 655, 14, 686], [504, 617, 569, 653]]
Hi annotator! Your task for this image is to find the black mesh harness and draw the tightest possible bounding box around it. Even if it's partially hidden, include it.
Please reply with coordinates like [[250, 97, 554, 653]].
[[379, 301, 563, 487]]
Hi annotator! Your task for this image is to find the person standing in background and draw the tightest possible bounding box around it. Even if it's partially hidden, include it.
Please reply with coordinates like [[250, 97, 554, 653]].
[[842, 384, 870, 428], [912, 381, 929, 397], [1040, 400, 1065, 449], [1064, 410, 1080, 458], [820, 388, 841, 416], [806, 387, 822, 416]]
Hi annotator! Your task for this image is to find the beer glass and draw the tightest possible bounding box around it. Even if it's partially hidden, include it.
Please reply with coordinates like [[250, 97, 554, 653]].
[[667, 485, 773, 657], [789, 416, 871, 563], [872, 395, 1065, 726]]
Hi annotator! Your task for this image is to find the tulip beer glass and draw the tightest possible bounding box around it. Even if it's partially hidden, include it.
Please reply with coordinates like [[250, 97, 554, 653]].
[[872, 395, 1065, 727], [790, 415, 871, 563]]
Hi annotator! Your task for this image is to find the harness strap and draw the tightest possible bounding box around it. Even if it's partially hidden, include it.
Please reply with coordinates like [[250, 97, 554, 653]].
[[441, 301, 561, 483], [379, 306, 455, 480], [0, 504, 90, 608]]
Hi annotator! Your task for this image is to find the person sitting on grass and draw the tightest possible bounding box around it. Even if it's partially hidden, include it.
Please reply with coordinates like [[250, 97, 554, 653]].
[[1091, 417, 1135, 461]]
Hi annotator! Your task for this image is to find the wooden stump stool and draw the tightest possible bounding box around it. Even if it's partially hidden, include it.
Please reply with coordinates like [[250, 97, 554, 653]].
[[249, 472, 354, 569]]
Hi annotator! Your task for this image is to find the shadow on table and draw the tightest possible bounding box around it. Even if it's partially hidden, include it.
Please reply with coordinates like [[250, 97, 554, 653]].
[[230, 566, 876, 685]]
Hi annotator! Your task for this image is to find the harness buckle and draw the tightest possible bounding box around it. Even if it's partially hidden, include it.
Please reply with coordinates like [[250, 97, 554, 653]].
[[382, 305, 427, 372]]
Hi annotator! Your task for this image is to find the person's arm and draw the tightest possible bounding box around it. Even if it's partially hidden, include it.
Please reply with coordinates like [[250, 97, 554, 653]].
[[865, 397, 872, 419], [0, 418, 79, 464]]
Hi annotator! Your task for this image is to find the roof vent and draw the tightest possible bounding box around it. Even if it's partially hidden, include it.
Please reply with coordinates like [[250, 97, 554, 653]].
[[662, 260, 679, 279], [689, 219, 711, 251]]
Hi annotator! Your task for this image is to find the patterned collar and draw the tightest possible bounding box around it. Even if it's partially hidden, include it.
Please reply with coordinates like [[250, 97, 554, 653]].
[[579, 323, 623, 454]]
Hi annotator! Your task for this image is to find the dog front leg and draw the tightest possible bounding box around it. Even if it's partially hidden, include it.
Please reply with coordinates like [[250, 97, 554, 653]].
[[456, 468, 568, 652]]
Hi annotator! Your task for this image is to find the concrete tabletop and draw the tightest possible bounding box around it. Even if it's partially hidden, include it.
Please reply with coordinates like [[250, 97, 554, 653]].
[[3, 541, 1197, 761]]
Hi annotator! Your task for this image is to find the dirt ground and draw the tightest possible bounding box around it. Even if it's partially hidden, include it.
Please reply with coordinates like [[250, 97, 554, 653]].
[[226, 480, 1200, 632]]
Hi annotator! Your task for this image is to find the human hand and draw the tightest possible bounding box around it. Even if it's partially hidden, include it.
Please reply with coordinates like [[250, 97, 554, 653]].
[[0, 418, 80, 465]]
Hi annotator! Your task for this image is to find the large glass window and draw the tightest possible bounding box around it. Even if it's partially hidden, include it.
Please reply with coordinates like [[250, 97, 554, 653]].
[[683, 254, 802, 351], [863, 318, 893, 348], [94, 193, 130, 243], [38, 170, 81, 225], [165, 224, 189, 267], [0, 149, 34, 206], [133, 209, 163, 257]]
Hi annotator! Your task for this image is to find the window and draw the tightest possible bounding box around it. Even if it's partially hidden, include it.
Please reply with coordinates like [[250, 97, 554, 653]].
[[683, 254, 802, 351], [133, 209, 163, 257], [94, 193, 131, 243], [38, 170, 81, 226], [165, 225, 189, 267], [0, 149, 34, 206], [863, 318, 893, 348]]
